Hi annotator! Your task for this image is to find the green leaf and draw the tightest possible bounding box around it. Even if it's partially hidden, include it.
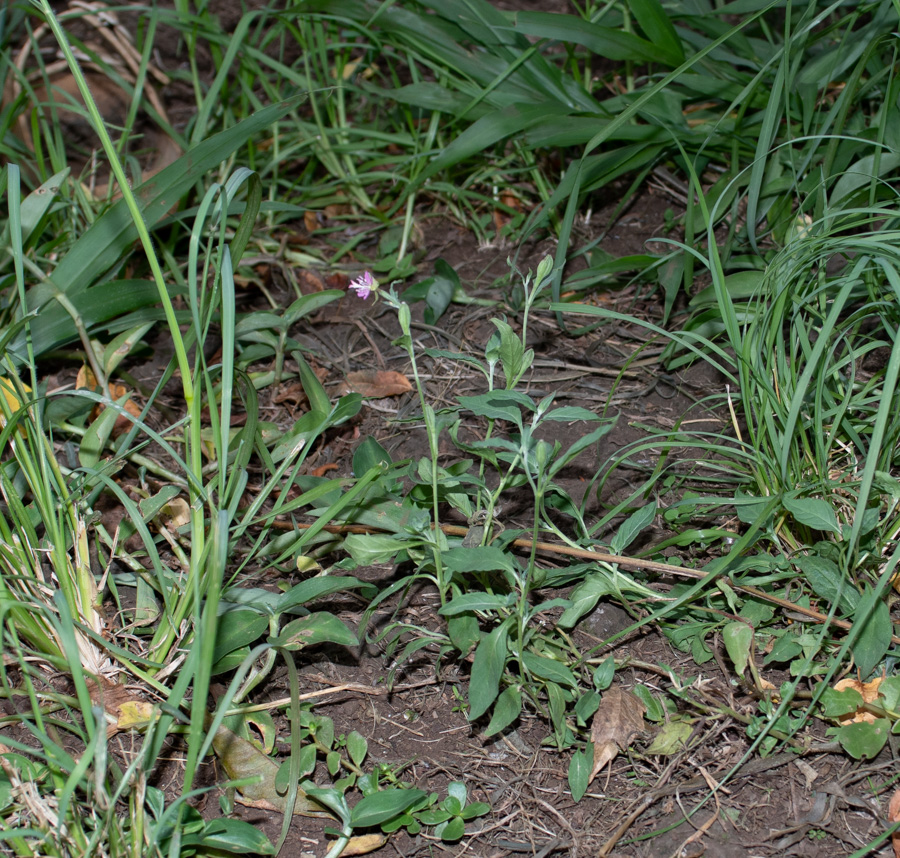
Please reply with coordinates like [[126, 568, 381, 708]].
[[646, 720, 692, 755], [794, 555, 858, 613], [447, 613, 481, 656], [853, 587, 892, 676], [349, 788, 428, 828], [722, 622, 754, 677], [442, 546, 517, 576], [352, 437, 392, 476], [346, 732, 368, 769], [835, 719, 890, 760], [468, 621, 510, 721], [269, 613, 357, 650], [17, 97, 303, 359], [512, 11, 672, 64], [878, 676, 900, 712], [484, 686, 522, 738], [296, 352, 331, 415], [521, 651, 578, 689], [439, 592, 515, 616], [593, 657, 615, 691], [574, 690, 601, 725], [610, 503, 657, 554], [185, 818, 275, 854], [277, 577, 374, 613], [632, 685, 664, 721], [542, 405, 602, 422], [783, 495, 840, 534], [439, 816, 466, 842], [568, 744, 592, 802], [626, 0, 685, 65], [446, 781, 467, 806], [213, 610, 268, 666], [341, 532, 419, 565], [458, 391, 534, 424], [283, 290, 343, 326], [460, 801, 490, 820], [819, 686, 863, 719], [558, 574, 615, 628]]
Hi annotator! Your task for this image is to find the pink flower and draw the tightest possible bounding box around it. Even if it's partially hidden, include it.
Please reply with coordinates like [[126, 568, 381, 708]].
[[348, 271, 378, 300]]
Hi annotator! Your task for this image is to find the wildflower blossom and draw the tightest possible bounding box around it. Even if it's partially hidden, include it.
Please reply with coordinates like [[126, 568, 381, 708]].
[[348, 270, 378, 300]]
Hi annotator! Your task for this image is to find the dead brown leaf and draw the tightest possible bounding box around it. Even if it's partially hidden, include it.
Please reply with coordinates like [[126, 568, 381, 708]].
[[339, 370, 412, 398], [589, 686, 646, 784], [77, 366, 142, 437], [342, 834, 388, 855], [889, 788, 900, 858]]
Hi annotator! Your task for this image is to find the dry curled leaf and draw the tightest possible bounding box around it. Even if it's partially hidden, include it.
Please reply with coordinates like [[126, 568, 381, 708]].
[[77, 366, 142, 437], [889, 788, 900, 858], [342, 834, 388, 855], [835, 675, 883, 724], [211, 723, 332, 818], [589, 686, 646, 784], [339, 370, 412, 398]]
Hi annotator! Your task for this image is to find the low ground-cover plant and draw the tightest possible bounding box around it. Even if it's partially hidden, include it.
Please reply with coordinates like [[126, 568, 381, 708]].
[[3, 0, 900, 855]]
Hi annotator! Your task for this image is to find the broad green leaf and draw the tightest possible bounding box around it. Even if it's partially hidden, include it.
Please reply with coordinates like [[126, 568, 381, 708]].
[[439, 592, 515, 616], [458, 391, 534, 424], [546, 681, 568, 744], [831, 153, 900, 204], [819, 686, 863, 719], [352, 437, 392, 476], [783, 495, 840, 534], [574, 690, 601, 725], [439, 816, 466, 842], [447, 781, 469, 813], [521, 651, 578, 689], [442, 546, 516, 576], [183, 818, 275, 854], [541, 405, 601, 422], [342, 533, 419, 565], [722, 621, 753, 677], [558, 574, 616, 628], [835, 719, 890, 760], [213, 610, 268, 665], [447, 613, 480, 655], [349, 788, 427, 828], [794, 555, 858, 613], [346, 732, 368, 768], [610, 503, 657, 554], [283, 290, 343, 325], [878, 676, 900, 712], [593, 657, 615, 691], [468, 621, 510, 721], [646, 719, 692, 755], [852, 588, 892, 676], [277, 576, 375, 613], [568, 743, 592, 802], [460, 801, 490, 820], [403, 258, 459, 325], [269, 613, 357, 650], [632, 685, 664, 721]]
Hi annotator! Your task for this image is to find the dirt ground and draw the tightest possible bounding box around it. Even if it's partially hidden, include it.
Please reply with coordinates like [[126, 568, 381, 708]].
[[205, 197, 892, 858], [8, 1, 900, 856]]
